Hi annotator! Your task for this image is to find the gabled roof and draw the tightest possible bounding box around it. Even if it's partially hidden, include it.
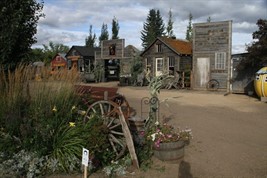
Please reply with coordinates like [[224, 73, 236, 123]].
[[140, 37, 192, 56], [66, 46, 101, 57], [53, 53, 67, 61]]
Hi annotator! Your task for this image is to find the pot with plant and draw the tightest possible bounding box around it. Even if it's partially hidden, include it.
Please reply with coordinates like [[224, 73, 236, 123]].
[[148, 122, 192, 161]]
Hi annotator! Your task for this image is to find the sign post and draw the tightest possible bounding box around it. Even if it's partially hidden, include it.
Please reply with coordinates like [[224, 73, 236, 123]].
[[82, 148, 89, 178]]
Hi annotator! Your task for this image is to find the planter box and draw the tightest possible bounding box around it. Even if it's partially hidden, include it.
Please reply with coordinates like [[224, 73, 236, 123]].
[[153, 141, 185, 161]]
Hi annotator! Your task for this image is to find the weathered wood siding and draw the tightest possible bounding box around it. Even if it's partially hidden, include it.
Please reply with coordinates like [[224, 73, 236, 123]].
[[100, 39, 125, 59], [192, 21, 232, 91], [141, 39, 192, 77]]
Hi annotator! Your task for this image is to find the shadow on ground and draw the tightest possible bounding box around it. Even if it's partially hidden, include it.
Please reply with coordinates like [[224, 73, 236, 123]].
[[178, 161, 193, 178]]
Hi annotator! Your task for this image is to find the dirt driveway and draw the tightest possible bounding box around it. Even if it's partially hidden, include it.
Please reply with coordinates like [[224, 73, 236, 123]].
[[52, 82, 267, 178], [84, 82, 267, 178]]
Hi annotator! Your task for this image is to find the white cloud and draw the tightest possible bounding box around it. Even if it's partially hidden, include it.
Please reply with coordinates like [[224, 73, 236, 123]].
[[33, 0, 266, 54]]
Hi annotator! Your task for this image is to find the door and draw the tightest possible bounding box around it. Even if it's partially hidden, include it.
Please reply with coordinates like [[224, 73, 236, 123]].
[[156, 58, 163, 76], [195, 58, 210, 88]]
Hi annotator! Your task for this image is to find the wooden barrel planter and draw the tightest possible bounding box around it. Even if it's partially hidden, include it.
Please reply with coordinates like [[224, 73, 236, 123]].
[[153, 140, 185, 161]]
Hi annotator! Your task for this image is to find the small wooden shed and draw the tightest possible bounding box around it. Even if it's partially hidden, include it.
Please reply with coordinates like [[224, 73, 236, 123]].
[[51, 53, 67, 74], [140, 37, 192, 85]]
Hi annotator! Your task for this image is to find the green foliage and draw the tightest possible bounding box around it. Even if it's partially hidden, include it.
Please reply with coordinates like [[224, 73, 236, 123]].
[[112, 16, 120, 39], [245, 19, 267, 70], [85, 114, 116, 167], [141, 9, 165, 49], [42, 41, 70, 64], [166, 9, 175, 38], [0, 150, 47, 178], [85, 25, 97, 47], [99, 23, 109, 46], [0, 0, 44, 68], [185, 13, 193, 42], [130, 56, 144, 84]]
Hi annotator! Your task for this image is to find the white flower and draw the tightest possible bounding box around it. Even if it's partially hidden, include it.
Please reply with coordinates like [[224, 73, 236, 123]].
[[155, 121, 159, 125], [151, 133, 157, 141]]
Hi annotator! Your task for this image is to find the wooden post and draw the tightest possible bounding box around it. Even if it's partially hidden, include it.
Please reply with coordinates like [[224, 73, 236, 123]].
[[84, 165, 87, 178]]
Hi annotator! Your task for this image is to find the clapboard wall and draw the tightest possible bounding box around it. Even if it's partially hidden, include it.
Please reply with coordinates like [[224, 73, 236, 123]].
[[192, 21, 232, 91]]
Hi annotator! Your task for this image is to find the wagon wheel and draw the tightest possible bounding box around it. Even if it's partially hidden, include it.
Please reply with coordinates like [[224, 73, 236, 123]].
[[84, 100, 127, 159], [207, 79, 219, 91], [111, 94, 131, 120]]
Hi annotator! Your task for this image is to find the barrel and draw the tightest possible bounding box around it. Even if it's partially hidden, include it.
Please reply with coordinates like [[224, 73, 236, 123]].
[[153, 141, 185, 161], [254, 67, 267, 98]]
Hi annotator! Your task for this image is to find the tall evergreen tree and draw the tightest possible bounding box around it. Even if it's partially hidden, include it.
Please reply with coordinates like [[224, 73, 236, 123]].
[[166, 9, 175, 38], [141, 9, 165, 49], [185, 13, 193, 42], [85, 25, 96, 47], [207, 16, 211, 22], [111, 16, 119, 39], [0, 0, 44, 68], [98, 23, 109, 46]]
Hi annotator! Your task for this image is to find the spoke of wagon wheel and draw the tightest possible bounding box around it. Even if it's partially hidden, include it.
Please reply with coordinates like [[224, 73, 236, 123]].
[[108, 137, 118, 155], [109, 134, 124, 147], [99, 103, 104, 115], [91, 107, 97, 113], [107, 117, 115, 127], [110, 130, 124, 136], [109, 123, 121, 130]]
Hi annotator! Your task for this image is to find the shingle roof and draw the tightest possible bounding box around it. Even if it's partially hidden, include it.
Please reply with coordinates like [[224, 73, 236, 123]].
[[158, 37, 192, 55], [140, 37, 192, 56], [67, 46, 101, 57]]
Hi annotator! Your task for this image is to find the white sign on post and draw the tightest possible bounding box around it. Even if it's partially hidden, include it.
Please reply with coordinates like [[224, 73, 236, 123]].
[[82, 148, 89, 167]]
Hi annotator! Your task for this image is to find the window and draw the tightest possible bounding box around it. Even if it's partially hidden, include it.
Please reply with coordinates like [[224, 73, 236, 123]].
[[215, 52, 226, 70], [109, 44, 116, 55], [168, 56, 175, 75], [156, 44, 162, 52]]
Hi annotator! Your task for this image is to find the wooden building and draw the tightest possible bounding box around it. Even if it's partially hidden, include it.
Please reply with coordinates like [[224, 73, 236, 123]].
[[50, 53, 67, 74], [65, 46, 100, 73], [140, 37, 192, 84], [95, 39, 139, 82], [192, 20, 232, 91], [141, 37, 192, 87]]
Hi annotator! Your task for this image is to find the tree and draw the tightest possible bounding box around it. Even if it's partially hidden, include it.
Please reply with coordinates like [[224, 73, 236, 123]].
[[111, 16, 119, 39], [207, 16, 211, 22], [98, 23, 109, 46], [244, 19, 267, 70], [141, 9, 165, 49], [85, 25, 96, 47], [0, 0, 44, 68], [166, 9, 175, 38], [42, 41, 69, 63], [185, 13, 193, 42]]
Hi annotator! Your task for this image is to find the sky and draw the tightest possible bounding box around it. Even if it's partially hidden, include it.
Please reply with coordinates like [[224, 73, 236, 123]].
[[34, 0, 267, 54]]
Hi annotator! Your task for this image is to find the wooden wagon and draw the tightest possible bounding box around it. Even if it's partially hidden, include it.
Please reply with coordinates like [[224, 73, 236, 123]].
[[75, 84, 139, 168]]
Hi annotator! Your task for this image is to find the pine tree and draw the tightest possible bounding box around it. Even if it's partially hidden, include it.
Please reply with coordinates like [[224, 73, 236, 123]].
[[185, 13, 193, 42], [85, 25, 96, 47], [141, 9, 165, 49], [112, 16, 119, 39], [207, 16, 211, 22], [166, 9, 175, 38], [98, 23, 109, 46]]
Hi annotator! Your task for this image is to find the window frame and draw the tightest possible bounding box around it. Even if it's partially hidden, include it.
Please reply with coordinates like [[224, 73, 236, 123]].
[[215, 52, 226, 70]]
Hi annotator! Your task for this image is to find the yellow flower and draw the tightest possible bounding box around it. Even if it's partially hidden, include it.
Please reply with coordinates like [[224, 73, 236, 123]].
[[71, 106, 76, 111], [52, 106, 57, 112], [69, 122, 75, 127]]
